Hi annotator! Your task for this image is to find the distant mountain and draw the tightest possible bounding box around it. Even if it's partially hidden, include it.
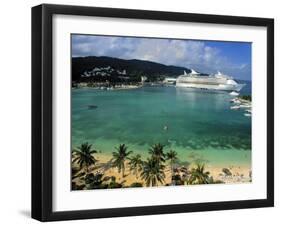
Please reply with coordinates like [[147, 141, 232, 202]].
[[72, 56, 190, 82]]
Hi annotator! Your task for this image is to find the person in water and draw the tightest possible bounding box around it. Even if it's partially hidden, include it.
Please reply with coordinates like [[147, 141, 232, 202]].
[[163, 125, 168, 131]]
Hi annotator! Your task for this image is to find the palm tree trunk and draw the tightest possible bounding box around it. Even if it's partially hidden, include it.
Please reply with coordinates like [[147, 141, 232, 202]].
[[122, 167, 125, 178], [170, 163, 174, 185]]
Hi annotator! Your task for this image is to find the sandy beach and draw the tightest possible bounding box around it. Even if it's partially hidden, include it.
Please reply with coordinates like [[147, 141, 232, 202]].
[[72, 153, 251, 189]]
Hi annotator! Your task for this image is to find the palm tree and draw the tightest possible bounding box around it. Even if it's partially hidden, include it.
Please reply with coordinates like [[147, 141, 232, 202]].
[[166, 150, 178, 172], [141, 158, 165, 187], [188, 164, 210, 185], [72, 142, 98, 173], [112, 144, 132, 178], [166, 150, 178, 184], [129, 154, 143, 179], [148, 143, 166, 164]]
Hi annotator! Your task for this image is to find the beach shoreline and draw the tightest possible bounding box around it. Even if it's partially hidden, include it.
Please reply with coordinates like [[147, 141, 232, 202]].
[[72, 152, 251, 189], [71, 85, 252, 190]]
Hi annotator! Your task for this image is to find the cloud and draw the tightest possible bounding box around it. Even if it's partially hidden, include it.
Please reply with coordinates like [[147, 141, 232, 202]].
[[72, 35, 251, 80]]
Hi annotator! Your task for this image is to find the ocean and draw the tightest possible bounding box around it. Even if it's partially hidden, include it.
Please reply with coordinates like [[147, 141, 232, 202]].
[[72, 81, 251, 167]]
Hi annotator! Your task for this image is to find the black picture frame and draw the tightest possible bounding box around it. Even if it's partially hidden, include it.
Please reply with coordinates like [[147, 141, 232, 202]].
[[32, 4, 274, 222]]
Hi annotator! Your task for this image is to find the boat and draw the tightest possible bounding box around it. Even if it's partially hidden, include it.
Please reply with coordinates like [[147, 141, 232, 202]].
[[163, 77, 177, 85], [244, 113, 251, 117], [176, 70, 245, 92], [229, 91, 240, 96], [230, 105, 240, 110], [230, 98, 242, 104], [239, 104, 251, 109]]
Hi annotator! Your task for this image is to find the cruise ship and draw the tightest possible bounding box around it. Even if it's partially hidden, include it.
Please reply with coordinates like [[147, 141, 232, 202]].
[[176, 69, 245, 92]]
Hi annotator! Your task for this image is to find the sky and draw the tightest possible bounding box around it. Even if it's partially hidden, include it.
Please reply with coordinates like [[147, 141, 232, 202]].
[[72, 34, 252, 81]]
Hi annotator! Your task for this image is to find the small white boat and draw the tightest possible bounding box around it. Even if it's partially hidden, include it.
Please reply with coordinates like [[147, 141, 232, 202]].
[[234, 100, 241, 104], [229, 91, 239, 96], [240, 104, 251, 109], [230, 105, 240, 110], [244, 113, 251, 117], [230, 98, 241, 104]]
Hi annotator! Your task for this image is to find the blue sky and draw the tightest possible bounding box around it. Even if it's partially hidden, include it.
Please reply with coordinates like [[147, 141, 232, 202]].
[[72, 34, 252, 81]]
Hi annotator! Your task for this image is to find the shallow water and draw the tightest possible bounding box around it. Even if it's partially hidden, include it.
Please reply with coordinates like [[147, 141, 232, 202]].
[[72, 84, 251, 167]]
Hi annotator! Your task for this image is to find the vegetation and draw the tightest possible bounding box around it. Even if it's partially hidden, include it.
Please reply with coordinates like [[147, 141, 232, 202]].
[[130, 182, 143, 187], [148, 143, 166, 164], [72, 142, 98, 173], [187, 164, 211, 185], [170, 174, 184, 185], [72, 182, 85, 190], [108, 181, 123, 189], [129, 154, 143, 179], [166, 150, 178, 184], [84, 172, 107, 189], [141, 158, 165, 187], [72, 56, 190, 83], [71, 142, 243, 190], [239, 95, 251, 101], [112, 144, 132, 178]]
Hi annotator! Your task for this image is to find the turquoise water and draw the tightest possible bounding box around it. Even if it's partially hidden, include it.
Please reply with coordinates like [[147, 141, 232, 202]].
[[72, 85, 251, 167]]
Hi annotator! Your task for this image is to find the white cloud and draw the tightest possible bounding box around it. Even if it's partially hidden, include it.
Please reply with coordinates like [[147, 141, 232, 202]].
[[72, 35, 251, 80]]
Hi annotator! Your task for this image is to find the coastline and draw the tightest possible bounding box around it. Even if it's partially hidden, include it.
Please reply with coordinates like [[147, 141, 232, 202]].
[[71, 86, 252, 190], [73, 83, 142, 90], [72, 152, 251, 189]]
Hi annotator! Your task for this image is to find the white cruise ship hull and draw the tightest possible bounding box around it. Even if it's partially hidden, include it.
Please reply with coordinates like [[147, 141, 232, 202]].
[[175, 70, 246, 92], [176, 82, 245, 92]]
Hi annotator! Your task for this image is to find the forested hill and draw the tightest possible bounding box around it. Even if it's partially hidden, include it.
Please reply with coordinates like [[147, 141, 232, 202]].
[[72, 56, 190, 82]]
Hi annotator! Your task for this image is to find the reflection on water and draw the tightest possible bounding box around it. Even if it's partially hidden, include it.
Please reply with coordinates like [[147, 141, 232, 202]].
[[176, 87, 228, 110]]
